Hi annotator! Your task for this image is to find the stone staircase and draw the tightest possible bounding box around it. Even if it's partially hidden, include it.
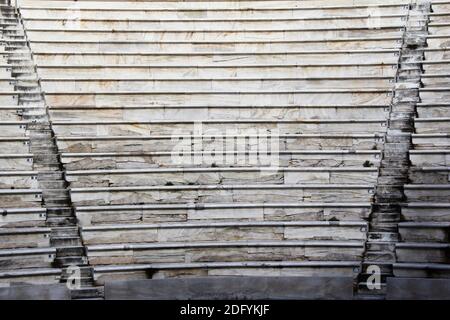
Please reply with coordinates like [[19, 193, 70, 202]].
[[356, 1, 431, 299], [0, 1, 103, 299]]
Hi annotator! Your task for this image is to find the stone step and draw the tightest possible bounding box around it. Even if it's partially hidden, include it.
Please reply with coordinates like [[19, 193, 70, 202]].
[[55, 255, 88, 267], [70, 286, 104, 300], [46, 207, 73, 215], [366, 241, 396, 252], [368, 232, 399, 242], [39, 180, 67, 189], [61, 266, 93, 279], [51, 227, 79, 237], [46, 216, 77, 226], [56, 246, 85, 257], [51, 236, 82, 247]]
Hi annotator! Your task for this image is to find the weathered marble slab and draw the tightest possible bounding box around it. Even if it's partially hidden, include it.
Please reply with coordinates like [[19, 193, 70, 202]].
[[0, 229, 50, 249], [104, 276, 354, 300], [52, 121, 387, 137], [399, 224, 449, 242], [404, 185, 450, 202], [71, 185, 374, 206], [0, 124, 27, 137], [31, 39, 401, 54], [50, 106, 389, 122], [409, 168, 450, 184], [42, 78, 392, 93], [35, 51, 399, 65], [412, 134, 450, 150], [0, 191, 42, 208], [19, 0, 409, 10], [402, 205, 450, 222], [66, 169, 377, 187], [0, 208, 46, 228], [0, 284, 69, 299], [396, 244, 449, 263], [39, 64, 398, 79], [0, 250, 55, 270], [0, 174, 39, 189], [25, 17, 405, 31], [0, 156, 33, 171], [75, 204, 370, 226], [386, 277, 450, 300], [81, 223, 367, 245], [87, 244, 363, 265], [22, 6, 408, 20], [417, 105, 450, 118], [410, 151, 450, 166]]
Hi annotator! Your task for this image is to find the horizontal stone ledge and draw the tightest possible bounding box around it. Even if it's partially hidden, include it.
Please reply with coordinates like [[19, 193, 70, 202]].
[[0, 268, 62, 279], [415, 117, 450, 122], [399, 222, 450, 228], [27, 36, 402, 44], [20, 12, 409, 21], [60, 150, 382, 158], [417, 102, 450, 106], [396, 243, 450, 249], [87, 239, 365, 252], [66, 167, 378, 176], [412, 133, 450, 138], [26, 25, 405, 33], [82, 220, 368, 232], [37, 62, 398, 68], [49, 104, 391, 109], [32, 49, 401, 55], [71, 184, 375, 192], [404, 184, 450, 190], [41, 76, 396, 81], [393, 262, 450, 270], [76, 202, 372, 212], [44, 90, 393, 96], [410, 166, 450, 172], [0, 227, 51, 235], [410, 150, 450, 154], [0, 153, 32, 158], [94, 260, 362, 274], [0, 208, 46, 214], [0, 171, 37, 176], [402, 202, 450, 208], [57, 133, 383, 140], [0, 189, 42, 195], [19, 4, 409, 12], [0, 247, 56, 257], [52, 119, 388, 124]]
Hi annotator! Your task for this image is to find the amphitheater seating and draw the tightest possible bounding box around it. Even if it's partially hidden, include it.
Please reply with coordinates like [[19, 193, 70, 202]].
[[12, 0, 413, 284], [394, 4, 450, 279], [0, 0, 447, 294]]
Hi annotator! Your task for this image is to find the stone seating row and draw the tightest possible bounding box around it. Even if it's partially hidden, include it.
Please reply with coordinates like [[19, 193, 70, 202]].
[[48, 119, 389, 136], [69, 184, 375, 207], [64, 167, 379, 188], [59, 149, 382, 171], [23, 16, 408, 30], [17, 0, 412, 10], [91, 260, 362, 284], [27, 38, 404, 52], [74, 202, 372, 226], [48, 105, 392, 121]]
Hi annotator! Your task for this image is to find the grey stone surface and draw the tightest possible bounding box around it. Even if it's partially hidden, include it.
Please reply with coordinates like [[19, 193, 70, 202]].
[[0, 284, 70, 300], [386, 277, 450, 300], [104, 276, 354, 300]]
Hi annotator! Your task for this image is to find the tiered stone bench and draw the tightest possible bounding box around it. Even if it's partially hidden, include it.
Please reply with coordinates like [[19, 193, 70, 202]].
[[14, 0, 415, 286]]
